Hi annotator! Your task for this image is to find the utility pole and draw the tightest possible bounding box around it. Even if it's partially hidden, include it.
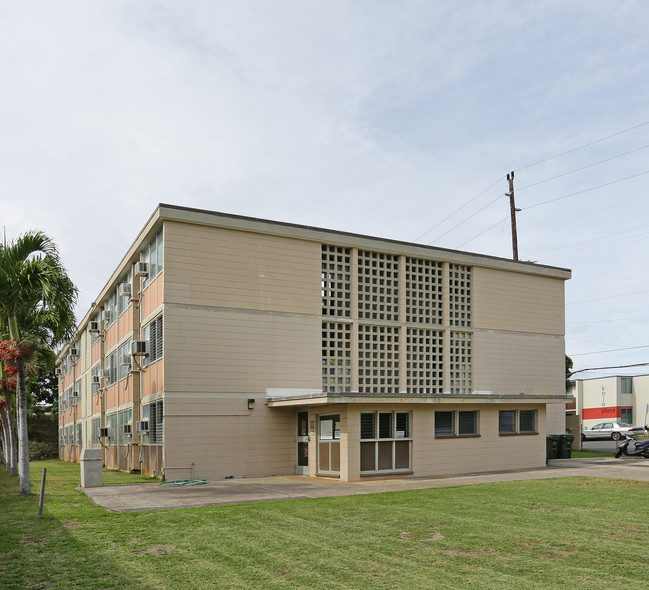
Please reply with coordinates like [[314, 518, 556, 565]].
[[506, 171, 520, 261]]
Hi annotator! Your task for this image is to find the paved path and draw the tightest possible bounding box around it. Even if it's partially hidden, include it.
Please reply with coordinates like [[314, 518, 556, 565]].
[[83, 457, 649, 512]]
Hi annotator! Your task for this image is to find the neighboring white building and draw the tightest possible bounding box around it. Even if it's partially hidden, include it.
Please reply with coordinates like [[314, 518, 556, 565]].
[[572, 374, 649, 429]]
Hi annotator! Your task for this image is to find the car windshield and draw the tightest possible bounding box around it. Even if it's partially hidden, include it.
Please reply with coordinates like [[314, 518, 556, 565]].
[[617, 423, 632, 428]]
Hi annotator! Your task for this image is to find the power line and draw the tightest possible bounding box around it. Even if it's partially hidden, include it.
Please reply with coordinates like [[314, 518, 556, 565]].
[[414, 176, 505, 242], [523, 170, 649, 211], [567, 314, 649, 325], [514, 120, 649, 172], [571, 345, 649, 356], [567, 289, 649, 305], [456, 216, 509, 249], [570, 362, 649, 376], [516, 144, 649, 191]]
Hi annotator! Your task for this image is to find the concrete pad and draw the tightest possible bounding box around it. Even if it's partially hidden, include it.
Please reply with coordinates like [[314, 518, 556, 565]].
[[83, 457, 649, 512]]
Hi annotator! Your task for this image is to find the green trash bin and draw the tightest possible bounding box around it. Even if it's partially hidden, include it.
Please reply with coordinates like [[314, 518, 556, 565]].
[[546, 435, 559, 462], [557, 434, 574, 459]]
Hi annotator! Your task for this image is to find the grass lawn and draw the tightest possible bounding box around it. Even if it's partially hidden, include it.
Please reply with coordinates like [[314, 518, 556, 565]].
[[2, 461, 649, 589], [571, 449, 612, 458]]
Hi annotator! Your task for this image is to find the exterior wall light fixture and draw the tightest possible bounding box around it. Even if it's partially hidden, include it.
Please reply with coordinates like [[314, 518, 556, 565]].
[[248, 398, 255, 410]]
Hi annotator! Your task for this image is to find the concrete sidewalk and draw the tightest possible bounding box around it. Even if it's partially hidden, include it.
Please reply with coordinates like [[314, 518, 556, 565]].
[[83, 457, 649, 512]]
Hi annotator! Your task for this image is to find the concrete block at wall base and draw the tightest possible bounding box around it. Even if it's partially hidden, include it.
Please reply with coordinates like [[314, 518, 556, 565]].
[[80, 448, 103, 488]]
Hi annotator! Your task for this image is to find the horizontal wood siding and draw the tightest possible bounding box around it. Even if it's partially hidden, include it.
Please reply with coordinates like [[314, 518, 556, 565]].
[[141, 273, 163, 323], [473, 266, 565, 335], [164, 221, 321, 315], [472, 331, 565, 395], [164, 306, 321, 394], [142, 360, 163, 397], [164, 397, 295, 479]]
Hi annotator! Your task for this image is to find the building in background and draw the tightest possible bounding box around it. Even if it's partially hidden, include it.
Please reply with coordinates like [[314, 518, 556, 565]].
[[57, 204, 571, 481], [572, 375, 649, 431]]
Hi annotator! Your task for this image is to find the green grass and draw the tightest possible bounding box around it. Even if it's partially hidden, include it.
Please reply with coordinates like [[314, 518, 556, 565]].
[[2, 461, 649, 589], [571, 449, 613, 458]]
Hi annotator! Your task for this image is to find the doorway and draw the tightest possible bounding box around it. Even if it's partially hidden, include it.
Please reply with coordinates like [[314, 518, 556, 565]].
[[296, 411, 309, 475]]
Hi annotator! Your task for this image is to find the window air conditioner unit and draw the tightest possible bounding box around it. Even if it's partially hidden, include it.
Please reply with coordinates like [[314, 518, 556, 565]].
[[134, 262, 149, 277], [101, 310, 112, 323], [119, 354, 132, 366], [88, 320, 100, 333], [72, 391, 79, 399], [118, 283, 132, 298], [102, 368, 112, 380], [120, 424, 132, 435], [69, 347, 78, 358], [91, 374, 101, 385], [97, 427, 109, 438], [55, 368, 63, 376], [135, 420, 149, 433], [131, 340, 149, 356]]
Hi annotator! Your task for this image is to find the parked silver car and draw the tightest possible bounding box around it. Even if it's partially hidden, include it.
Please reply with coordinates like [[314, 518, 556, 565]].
[[581, 422, 646, 441]]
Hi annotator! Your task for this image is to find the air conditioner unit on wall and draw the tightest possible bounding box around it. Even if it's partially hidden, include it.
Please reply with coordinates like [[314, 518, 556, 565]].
[[120, 424, 132, 435], [118, 283, 132, 298], [131, 340, 149, 356], [55, 368, 63, 376], [119, 354, 132, 366], [101, 310, 112, 323], [88, 320, 100, 333], [102, 368, 112, 380], [134, 262, 149, 277], [69, 347, 78, 358], [135, 420, 149, 433], [91, 374, 101, 385], [72, 391, 79, 399], [97, 427, 109, 438]]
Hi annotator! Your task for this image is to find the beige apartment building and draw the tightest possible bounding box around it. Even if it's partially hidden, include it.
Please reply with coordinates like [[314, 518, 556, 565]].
[[57, 204, 571, 481]]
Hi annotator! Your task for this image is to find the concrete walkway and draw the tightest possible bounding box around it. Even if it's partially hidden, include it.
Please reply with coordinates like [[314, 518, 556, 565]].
[[83, 457, 649, 512]]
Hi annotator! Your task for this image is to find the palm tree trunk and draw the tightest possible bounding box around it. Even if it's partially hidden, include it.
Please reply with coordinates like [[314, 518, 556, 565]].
[[1, 403, 9, 470], [16, 357, 31, 495], [2, 389, 17, 476]]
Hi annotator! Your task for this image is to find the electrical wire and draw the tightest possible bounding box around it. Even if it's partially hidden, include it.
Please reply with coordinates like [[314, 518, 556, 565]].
[[567, 289, 649, 305], [456, 216, 509, 249], [570, 362, 649, 376], [523, 170, 649, 211], [514, 120, 649, 172], [567, 315, 649, 325], [571, 345, 649, 356], [414, 176, 505, 242], [533, 233, 649, 263], [516, 144, 649, 191]]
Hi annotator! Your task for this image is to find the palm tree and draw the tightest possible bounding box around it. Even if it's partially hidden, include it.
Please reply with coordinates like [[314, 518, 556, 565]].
[[0, 231, 77, 495]]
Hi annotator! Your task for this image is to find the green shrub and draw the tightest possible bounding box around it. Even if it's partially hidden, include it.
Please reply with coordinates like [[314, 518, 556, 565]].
[[28, 441, 59, 461]]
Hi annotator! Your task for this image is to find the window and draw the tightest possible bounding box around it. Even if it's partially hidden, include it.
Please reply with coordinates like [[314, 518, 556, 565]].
[[91, 313, 101, 345], [621, 408, 633, 423], [119, 340, 132, 381], [118, 408, 133, 445], [118, 269, 132, 316], [106, 351, 117, 386], [104, 291, 117, 328], [142, 230, 163, 288], [499, 410, 537, 435], [74, 379, 82, 404], [106, 413, 117, 446], [435, 411, 479, 437], [76, 422, 82, 446], [91, 417, 100, 446], [143, 314, 163, 365], [621, 377, 633, 394], [91, 365, 101, 395], [360, 411, 411, 473], [143, 400, 163, 445]]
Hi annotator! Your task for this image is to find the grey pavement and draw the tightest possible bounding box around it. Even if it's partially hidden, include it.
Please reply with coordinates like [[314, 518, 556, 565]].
[[82, 456, 649, 512]]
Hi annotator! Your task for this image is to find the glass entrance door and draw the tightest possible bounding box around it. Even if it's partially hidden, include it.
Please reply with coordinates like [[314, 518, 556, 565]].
[[296, 411, 309, 475]]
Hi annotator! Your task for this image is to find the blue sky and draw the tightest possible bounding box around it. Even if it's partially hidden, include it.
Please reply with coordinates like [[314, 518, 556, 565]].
[[1, 1, 648, 379]]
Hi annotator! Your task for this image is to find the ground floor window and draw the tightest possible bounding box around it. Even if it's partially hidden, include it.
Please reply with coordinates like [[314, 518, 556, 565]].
[[360, 411, 411, 473], [435, 410, 479, 437], [91, 417, 100, 446], [499, 409, 537, 435], [76, 422, 82, 446], [106, 413, 117, 445], [118, 408, 133, 445], [143, 400, 164, 445], [621, 408, 633, 423], [318, 414, 340, 474]]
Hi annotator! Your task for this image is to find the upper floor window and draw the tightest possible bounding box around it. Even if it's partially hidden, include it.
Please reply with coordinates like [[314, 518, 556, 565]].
[[118, 269, 133, 316], [104, 291, 117, 328], [621, 377, 633, 394], [142, 230, 163, 288], [143, 313, 163, 365]]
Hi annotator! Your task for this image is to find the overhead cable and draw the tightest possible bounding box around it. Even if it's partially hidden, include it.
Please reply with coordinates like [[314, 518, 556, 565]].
[[567, 289, 649, 305]]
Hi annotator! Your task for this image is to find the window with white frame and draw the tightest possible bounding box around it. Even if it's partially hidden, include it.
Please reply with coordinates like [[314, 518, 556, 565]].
[[91, 417, 100, 446], [118, 269, 132, 316], [74, 379, 82, 404], [142, 230, 163, 288], [499, 409, 537, 435], [621, 377, 633, 394], [360, 411, 411, 473], [106, 413, 117, 446], [91, 364, 101, 395], [104, 291, 117, 328], [143, 314, 163, 365], [118, 408, 133, 445], [621, 408, 633, 423], [142, 400, 163, 445], [119, 339, 132, 381], [76, 421, 82, 446], [106, 350, 118, 386]]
